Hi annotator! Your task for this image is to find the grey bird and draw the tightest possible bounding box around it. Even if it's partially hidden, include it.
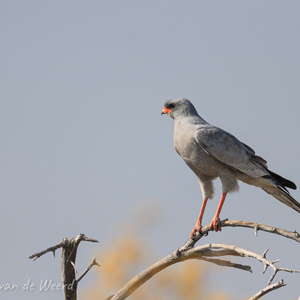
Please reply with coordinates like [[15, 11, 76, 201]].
[[161, 98, 299, 239]]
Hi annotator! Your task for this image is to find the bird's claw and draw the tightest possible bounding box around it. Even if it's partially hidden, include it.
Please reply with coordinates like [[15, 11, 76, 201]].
[[189, 225, 202, 239], [209, 216, 222, 232]]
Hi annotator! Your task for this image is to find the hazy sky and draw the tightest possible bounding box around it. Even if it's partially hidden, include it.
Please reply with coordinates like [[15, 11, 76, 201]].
[[1, 1, 300, 299]]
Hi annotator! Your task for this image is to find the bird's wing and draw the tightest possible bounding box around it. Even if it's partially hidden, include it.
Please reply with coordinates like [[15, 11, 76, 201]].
[[195, 125, 268, 178]]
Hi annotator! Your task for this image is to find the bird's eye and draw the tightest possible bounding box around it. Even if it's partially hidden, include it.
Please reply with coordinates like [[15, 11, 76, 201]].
[[168, 103, 175, 109]]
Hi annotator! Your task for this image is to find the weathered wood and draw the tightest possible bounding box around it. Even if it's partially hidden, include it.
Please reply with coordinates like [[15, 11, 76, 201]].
[[30, 233, 99, 300], [109, 220, 300, 300]]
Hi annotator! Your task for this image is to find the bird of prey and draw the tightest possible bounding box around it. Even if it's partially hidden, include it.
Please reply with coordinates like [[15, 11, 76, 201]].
[[161, 98, 299, 239]]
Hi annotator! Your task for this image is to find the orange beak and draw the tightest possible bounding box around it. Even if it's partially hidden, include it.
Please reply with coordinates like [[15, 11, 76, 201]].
[[161, 107, 173, 115]]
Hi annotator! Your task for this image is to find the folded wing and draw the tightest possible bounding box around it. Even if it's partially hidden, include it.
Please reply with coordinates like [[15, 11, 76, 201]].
[[195, 125, 268, 178]]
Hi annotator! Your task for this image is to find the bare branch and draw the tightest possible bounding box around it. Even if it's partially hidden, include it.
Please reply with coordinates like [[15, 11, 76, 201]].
[[183, 219, 300, 249], [199, 257, 251, 272], [69, 260, 78, 276], [108, 220, 300, 300], [77, 257, 100, 283], [29, 233, 98, 262], [30, 233, 99, 300], [109, 242, 299, 300], [248, 280, 286, 300], [29, 238, 69, 261], [109, 244, 247, 300], [204, 244, 300, 285], [67, 234, 99, 263]]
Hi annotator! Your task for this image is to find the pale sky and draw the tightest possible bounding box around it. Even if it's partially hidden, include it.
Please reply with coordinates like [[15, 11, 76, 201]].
[[1, 1, 300, 299]]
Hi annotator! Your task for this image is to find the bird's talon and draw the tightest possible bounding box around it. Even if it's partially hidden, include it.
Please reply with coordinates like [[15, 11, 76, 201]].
[[190, 225, 202, 239], [210, 217, 221, 232]]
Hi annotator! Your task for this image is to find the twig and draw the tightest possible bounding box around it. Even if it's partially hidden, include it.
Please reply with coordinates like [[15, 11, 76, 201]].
[[248, 280, 286, 300], [204, 244, 300, 285], [183, 219, 300, 249], [29, 238, 69, 261], [77, 257, 100, 283]]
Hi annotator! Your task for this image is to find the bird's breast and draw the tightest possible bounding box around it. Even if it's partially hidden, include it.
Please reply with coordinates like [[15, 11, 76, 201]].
[[173, 125, 196, 159]]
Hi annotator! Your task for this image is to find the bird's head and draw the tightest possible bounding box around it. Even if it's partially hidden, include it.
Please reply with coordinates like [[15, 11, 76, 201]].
[[161, 98, 198, 120]]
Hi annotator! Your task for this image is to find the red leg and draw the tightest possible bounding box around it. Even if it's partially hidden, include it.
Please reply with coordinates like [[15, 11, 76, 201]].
[[190, 198, 208, 239], [210, 192, 227, 232]]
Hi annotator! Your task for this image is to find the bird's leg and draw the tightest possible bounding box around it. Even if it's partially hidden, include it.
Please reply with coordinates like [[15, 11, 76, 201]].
[[210, 192, 227, 232], [190, 198, 208, 239]]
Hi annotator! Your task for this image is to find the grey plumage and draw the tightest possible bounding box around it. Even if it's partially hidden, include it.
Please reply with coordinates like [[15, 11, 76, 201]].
[[162, 98, 299, 236]]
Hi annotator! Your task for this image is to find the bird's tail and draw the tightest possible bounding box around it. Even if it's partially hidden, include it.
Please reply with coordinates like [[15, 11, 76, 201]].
[[261, 170, 300, 213], [267, 170, 297, 190]]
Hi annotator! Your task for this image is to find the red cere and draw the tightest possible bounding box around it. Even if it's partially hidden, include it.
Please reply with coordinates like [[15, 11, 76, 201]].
[[163, 107, 173, 114]]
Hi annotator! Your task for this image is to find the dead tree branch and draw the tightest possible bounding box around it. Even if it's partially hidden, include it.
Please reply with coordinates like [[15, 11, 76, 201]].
[[248, 280, 286, 300], [29, 233, 99, 300], [108, 220, 300, 300], [182, 219, 300, 249], [77, 257, 100, 283], [29, 238, 68, 260]]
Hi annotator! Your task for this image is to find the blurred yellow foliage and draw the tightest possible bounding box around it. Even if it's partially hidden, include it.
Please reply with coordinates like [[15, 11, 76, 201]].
[[81, 202, 232, 299], [81, 232, 232, 300]]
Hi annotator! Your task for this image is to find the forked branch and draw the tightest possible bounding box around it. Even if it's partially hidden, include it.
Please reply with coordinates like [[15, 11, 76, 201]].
[[108, 220, 300, 300], [29, 233, 99, 300]]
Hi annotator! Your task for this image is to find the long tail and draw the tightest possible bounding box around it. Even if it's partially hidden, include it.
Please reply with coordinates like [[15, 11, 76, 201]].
[[262, 170, 300, 213], [267, 170, 297, 190]]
